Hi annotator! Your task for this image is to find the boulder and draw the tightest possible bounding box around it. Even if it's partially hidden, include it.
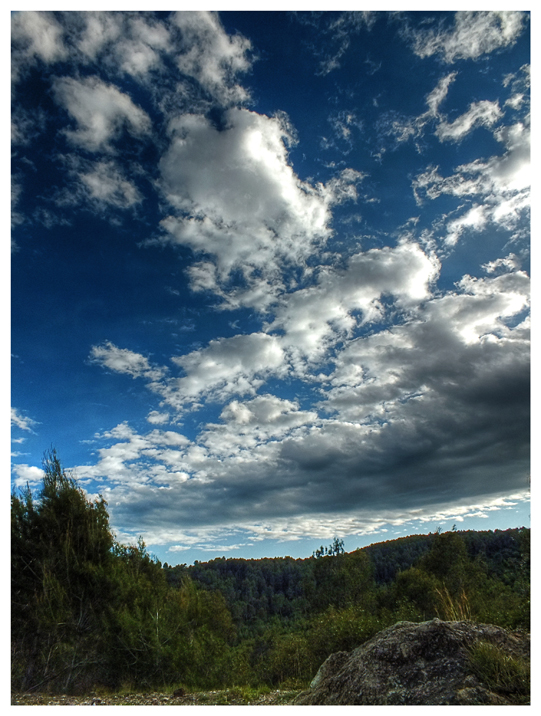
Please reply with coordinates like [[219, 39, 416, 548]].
[[294, 618, 529, 705]]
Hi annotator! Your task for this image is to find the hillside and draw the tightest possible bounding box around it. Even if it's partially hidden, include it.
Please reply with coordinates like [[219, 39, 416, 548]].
[[163, 527, 528, 634]]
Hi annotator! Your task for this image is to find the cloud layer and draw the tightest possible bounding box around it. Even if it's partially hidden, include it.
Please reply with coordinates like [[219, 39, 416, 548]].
[[11, 11, 530, 557]]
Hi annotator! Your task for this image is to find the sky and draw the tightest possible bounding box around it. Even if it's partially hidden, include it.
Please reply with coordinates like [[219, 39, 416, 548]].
[[11, 8, 531, 565]]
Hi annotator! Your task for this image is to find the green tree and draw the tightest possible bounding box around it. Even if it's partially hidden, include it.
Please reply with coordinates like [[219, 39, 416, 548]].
[[12, 450, 238, 694], [12, 450, 115, 692]]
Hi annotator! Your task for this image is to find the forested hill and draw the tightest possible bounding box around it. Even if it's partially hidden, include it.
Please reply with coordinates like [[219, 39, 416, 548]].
[[163, 528, 528, 633]]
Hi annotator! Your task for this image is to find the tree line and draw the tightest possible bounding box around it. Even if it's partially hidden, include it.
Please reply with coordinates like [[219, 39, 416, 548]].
[[12, 451, 530, 694]]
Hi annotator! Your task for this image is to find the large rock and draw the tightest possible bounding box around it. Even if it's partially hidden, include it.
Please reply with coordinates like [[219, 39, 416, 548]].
[[294, 618, 529, 705]]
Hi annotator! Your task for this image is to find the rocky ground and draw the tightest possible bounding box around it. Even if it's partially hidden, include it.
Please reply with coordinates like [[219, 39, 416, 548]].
[[12, 688, 302, 706]]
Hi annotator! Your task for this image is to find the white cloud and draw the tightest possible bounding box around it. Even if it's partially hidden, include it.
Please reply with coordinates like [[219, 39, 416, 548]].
[[12, 464, 46, 489], [160, 109, 328, 241], [413, 120, 530, 242], [11, 11, 530, 555], [12, 11, 67, 79], [444, 204, 487, 246], [77, 260, 529, 548], [158, 109, 358, 308], [379, 75, 504, 150], [71, 11, 123, 61], [57, 12, 172, 80], [482, 253, 521, 274], [11, 408, 37, 433], [172, 11, 253, 106], [77, 160, 142, 208], [53, 76, 151, 152], [89, 342, 167, 381], [147, 410, 171, 425], [90, 243, 439, 412], [77, 423, 195, 495], [376, 72, 459, 148], [451, 272, 529, 344], [425, 72, 457, 116], [200, 395, 318, 458], [90, 333, 287, 413], [409, 11, 526, 63], [325, 269, 529, 422], [436, 101, 502, 142], [489, 123, 530, 193], [114, 15, 171, 77], [269, 241, 439, 360], [168, 333, 286, 406]]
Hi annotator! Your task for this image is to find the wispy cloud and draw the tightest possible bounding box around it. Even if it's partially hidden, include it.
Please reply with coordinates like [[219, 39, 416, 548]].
[[11, 408, 37, 433], [435, 100, 502, 142], [172, 11, 254, 106], [406, 11, 526, 63]]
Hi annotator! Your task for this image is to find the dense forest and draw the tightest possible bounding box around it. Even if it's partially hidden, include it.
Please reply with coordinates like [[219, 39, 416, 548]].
[[12, 451, 530, 695]]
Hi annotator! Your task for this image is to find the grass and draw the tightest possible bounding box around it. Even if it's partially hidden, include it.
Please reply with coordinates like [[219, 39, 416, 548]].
[[434, 585, 472, 621], [467, 641, 530, 704]]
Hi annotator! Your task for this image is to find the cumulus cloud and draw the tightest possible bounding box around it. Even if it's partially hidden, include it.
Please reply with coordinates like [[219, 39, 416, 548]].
[[12, 11, 530, 556], [90, 333, 287, 413], [158, 108, 360, 308], [68, 11, 124, 61], [408, 11, 526, 63], [168, 333, 286, 406], [325, 270, 530, 420], [52, 76, 151, 152], [268, 241, 439, 360], [444, 205, 488, 247], [12, 464, 46, 489], [81, 258, 528, 548], [89, 243, 439, 412], [160, 109, 328, 242], [147, 410, 171, 425], [13, 11, 172, 83], [482, 253, 521, 274], [111, 14, 171, 78], [200, 395, 319, 458]]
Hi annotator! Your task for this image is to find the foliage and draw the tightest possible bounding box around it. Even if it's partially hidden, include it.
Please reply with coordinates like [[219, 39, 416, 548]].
[[11, 451, 234, 694]]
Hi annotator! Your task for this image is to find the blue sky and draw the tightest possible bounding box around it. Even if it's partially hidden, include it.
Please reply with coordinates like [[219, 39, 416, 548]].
[[11, 9, 530, 564]]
